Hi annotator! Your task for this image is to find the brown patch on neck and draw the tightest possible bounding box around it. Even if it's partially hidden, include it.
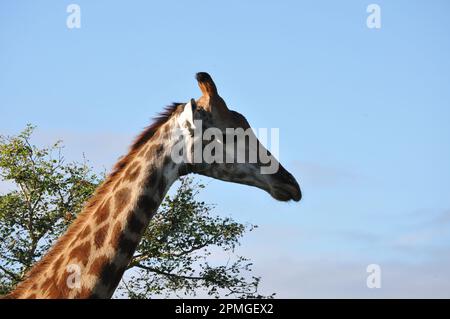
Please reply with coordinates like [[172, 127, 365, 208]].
[[125, 163, 141, 183], [94, 224, 109, 249], [75, 287, 91, 299], [69, 241, 91, 266], [113, 188, 130, 218], [110, 222, 122, 247], [94, 198, 111, 224], [77, 225, 91, 241], [88, 255, 109, 276]]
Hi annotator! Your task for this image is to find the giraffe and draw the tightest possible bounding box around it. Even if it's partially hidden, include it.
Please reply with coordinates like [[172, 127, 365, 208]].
[[5, 72, 301, 299]]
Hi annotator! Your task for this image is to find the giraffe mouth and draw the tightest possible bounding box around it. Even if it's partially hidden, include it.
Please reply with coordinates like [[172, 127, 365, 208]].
[[271, 183, 302, 202], [268, 166, 302, 202]]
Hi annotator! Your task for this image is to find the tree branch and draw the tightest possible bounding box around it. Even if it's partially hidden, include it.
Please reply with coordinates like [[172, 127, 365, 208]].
[[133, 263, 204, 281], [0, 265, 20, 282]]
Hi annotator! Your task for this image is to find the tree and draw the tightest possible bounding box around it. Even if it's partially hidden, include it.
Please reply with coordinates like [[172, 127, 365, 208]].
[[0, 125, 271, 298]]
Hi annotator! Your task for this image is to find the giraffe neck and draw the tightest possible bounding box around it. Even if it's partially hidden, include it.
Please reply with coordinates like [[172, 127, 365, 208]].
[[89, 138, 180, 298], [8, 116, 186, 299]]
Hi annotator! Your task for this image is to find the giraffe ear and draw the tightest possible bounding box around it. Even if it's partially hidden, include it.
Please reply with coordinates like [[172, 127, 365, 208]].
[[195, 72, 229, 117], [196, 72, 218, 98], [177, 99, 196, 129]]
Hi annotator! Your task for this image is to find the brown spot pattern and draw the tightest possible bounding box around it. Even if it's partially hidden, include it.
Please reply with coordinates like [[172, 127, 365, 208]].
[[46, 287, 63, 299], [75, 286, 91, 299], [52, 255, 64, 273], [77, 225, 91, 240], [110, 222, 122, 247], [94, 224, 109, 249], [55, 274, 72, 297], [69, 241, 91, 266], [126, 164, 141, 183], [95, 198, 111, 224], [40, 278, 53, 292], [89, 255, 109, 275], [146, 143, 164, 159], [125, 161, 138, 174], [114, 188, 130, 218], [138, 145, 148, 157]]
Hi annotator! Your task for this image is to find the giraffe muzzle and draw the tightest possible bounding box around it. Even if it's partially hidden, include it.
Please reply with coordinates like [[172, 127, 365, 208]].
[[270, 169, 302, 202]]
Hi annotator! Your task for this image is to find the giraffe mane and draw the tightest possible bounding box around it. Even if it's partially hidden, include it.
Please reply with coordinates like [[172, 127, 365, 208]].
[[130, 103, 183, 151]]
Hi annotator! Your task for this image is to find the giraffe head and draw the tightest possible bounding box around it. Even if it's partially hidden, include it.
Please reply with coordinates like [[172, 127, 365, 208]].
[[176, 72, 301, 202]]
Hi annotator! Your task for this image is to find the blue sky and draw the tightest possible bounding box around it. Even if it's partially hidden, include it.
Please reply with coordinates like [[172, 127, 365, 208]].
[[1, 0, 450, 297]]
